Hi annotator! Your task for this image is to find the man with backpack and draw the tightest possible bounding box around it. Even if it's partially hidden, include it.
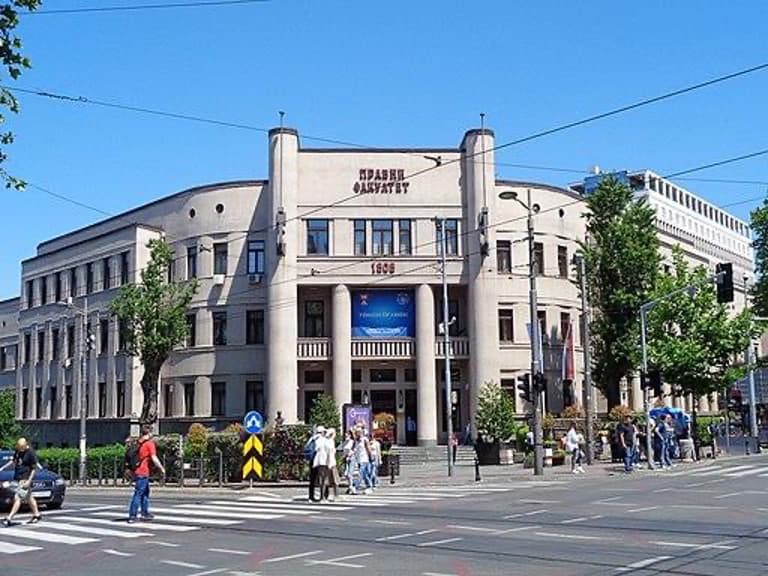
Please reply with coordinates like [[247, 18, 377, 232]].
[[127, 425, 165, 523], [305, 425, 325, 502]]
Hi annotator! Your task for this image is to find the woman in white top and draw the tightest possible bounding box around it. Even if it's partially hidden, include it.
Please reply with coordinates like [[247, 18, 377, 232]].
[[322, 429, 338, 501], [565, 422, 585, 474]]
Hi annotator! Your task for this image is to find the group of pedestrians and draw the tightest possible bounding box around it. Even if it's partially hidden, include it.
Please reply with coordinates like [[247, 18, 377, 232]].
[[615, 414, 684, 473]]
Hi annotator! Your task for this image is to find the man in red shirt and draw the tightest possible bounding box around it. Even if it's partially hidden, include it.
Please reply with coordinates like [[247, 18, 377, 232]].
[[128, 425, 165, 523]]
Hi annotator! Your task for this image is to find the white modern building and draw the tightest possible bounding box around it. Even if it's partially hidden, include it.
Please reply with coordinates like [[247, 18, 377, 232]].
[[10, 126, 590, 446]]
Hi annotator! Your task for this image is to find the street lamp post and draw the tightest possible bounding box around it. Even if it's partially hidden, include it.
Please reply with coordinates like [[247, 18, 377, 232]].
[[435, 217, 455, 477], [575, 254, 594, 465], [499, 189, 543, 476]]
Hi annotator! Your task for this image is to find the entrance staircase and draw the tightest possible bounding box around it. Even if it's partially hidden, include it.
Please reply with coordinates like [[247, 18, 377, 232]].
[[392, 445, 476, 465]]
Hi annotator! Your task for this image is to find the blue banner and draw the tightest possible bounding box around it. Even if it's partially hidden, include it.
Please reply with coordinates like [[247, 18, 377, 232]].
[[352, 290, 415, 338]]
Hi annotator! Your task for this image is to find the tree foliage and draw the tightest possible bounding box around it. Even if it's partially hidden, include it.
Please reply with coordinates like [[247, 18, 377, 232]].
[[647, 247, 755, 400], [0, 388, 23, 448], [308, 393, 341, 431], [750, 197, 768, 317], [0, 1, 41, 189], [111, 239, 198, 424], [475, 381, 517, 444], [580, 176, 660, 407]]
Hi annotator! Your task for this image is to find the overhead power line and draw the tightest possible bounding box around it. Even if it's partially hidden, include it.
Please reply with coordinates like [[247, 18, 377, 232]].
[[665, 148, 768, 179], [26, 0, 268, 15]]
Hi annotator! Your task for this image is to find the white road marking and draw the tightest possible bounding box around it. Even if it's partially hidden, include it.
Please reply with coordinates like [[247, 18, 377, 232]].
[[0, 526, 98, 545], [535, 532, 613, 541], [369, 520, 411, 526], [102, 549, 134, 557], [519, 498, 560, 504], [504, 509, 548, 519], [262, 550, 323, 563], [161, 560, 205, 569], [187, 569, 228, 576], [724, 468, 764, 478], [39, 521, 152, 538], [375, 529, 437, 542], [94, 511, 239, 526], [152, 505, 282, 520], [669, 505, 726, 510], [615, 555, 672, 572], [492, 525, 542, 535], [627, 506, 660, 513], [233, 499, 353, 512], [307, 552, 372, 568], [560, 515, 603, 524], [63, 516, 198, 532], [147, 540, 180, 547], [423, 573, 456, 576], [0, 541, 42, 554], [417, 537, 463, 547], [650, 540, 737, 550], [208, 548, 250, 556], [204, 501, 321, 515], [714, 491, 744, 499], [81, 505, 122, 512], [692, 465, 752, 477], [446, 524, 497, 533]]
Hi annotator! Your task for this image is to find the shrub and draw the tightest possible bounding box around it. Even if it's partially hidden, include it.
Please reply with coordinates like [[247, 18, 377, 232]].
[[515, 425, 530, 452], [561, 404, 583, 419], [542, 413, 556, 438], [308, 393, 341, 432], [608, 405, 634, 422], [187, 423, 209, 457], [475, 381, 517, 444]]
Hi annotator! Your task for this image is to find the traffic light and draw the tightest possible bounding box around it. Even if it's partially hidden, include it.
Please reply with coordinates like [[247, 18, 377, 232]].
[[517, 373, 531, 403], [640, 369, 663, 397], [86, 330, 96, 351], [715, 262, 734, 303], [532, 372, 547, 394]]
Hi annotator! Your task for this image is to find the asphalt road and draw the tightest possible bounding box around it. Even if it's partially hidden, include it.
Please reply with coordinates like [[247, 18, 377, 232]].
[[2, 454, 768, 576]]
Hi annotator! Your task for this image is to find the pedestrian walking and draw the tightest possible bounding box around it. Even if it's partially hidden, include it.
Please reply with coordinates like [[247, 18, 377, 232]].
[[616, 415, 635, 473], [450, 433, 459, 464], [1, 438, 42, 526], [654, 416, 672, 469], [343, 429, 356, 494], [313, 428, 333, 503], [631, 418, 642, 468], [324, 428, 339, 502], [127, 425, 165, 523], [353, 428, 373, 495], [305, 425, 325, 502], [369, 434, 382, 489], [565, 422, 584, 474]]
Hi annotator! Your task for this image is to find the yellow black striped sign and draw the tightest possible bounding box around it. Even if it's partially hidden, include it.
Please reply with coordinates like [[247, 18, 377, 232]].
[[242, 433, 263, 479]]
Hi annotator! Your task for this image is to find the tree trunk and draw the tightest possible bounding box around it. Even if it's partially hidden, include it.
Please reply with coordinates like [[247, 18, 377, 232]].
[[604, 382, 621, 410], [140, 359, 164, 426]]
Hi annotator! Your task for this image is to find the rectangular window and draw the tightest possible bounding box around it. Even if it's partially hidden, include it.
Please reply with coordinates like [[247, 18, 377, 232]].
[[399, 219, 412, 255], [54, 272, 62, 303], [246, 310, 265, 345], [245, 381, 264, 414], [86, 263, 94, 294], [438, 299, 460, 336], [0, 346, 5, 371], [372, 220, 393, 256], [51, 329, 60, 361], [116, 381, 126, 418], [23, 333, 30, 365], [167, 253, 176, 283], [353, 220, 366, 256], [187, 246, 198, 279], [304, 301, 325, 338], [99, 319, 109, 354], [537, 310, 547, 344], [35, 387, 42, 420], [306, 219, 329, 255], [370, 368, 397, 382], [404, 368, 417, 382], [212, 311, 227, 345], [70, 267, 78, 298], [64, 385, 72, 419], [164, 384, 173, 418], [67, 325, 75, 358], [352, 368, 362, 383], [98, 382, 107, 418], [37, 331, 45, 363], [557, 245, 568, 279], [500, 379, 517, 411], [41, 276, 47, 306], [213, 243, 228, 275], [184, 383, 195, 417], [211, 382, 226, 417], [497, 240, 512, 273], [247, 240, 265, 275], [186, 313, 196, 347], [304, 370, 325, 384], [21, 388, 28, 418], [118, 319, 128, 352], [560, 312, 571, 341], [26, 280, 33, 309], [103, 257, 111, 290], [120, 252, 129, 285], [534, 242, 545, 276], [49, 386, 57, 420], [438, 219, 459, 256], [498, 309, 514, 342]]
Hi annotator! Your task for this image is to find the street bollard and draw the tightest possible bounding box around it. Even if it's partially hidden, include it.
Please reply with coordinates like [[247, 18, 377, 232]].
[[217, 449, 224, 488], [199, 458, 204, 487], [390, 460, 396, 485], [113, 457, 118, 486], [162, 455, 167, 487], [98, 458, 103, 486], [57, 459, 62, 477], [474, 456, 481, 482], [69, 460, 75, 484]]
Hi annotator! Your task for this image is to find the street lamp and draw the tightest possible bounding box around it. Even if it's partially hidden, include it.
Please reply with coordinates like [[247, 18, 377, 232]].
[[499, 189, 544, 476], [56, 296, 91, 485]]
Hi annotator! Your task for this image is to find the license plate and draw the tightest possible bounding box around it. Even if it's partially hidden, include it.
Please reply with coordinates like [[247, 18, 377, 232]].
[[32, 490, 51, 498]]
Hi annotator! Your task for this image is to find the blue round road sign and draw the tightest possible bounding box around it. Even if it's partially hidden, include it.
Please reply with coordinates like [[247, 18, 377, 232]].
[[243, 410, 264, 434]]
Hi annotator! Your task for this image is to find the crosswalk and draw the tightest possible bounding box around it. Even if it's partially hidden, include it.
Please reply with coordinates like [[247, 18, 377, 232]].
[[0, 484, 518, 555], [667, 462, 768, 479]]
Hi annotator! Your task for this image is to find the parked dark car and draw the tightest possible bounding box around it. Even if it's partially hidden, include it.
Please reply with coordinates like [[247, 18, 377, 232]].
[[0, 450, 66, 511]]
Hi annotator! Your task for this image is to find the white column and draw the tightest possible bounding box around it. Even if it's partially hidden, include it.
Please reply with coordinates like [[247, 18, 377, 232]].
[[416, 284, 437, 446], [630, 375, 643, 411], [266, 127, 299, 423], [332, 284, 352, 411]]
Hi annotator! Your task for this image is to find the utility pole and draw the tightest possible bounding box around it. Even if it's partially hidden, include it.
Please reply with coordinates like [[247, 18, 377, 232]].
[[576, 255, 594, 465], [79, 297, 89, 485], [639, 304, 654, 470], [436, 217, 454, 477], [744, 277, 760, 454]]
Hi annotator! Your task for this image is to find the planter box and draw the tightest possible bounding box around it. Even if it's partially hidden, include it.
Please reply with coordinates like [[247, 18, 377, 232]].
[[475, 442, 500, 465]]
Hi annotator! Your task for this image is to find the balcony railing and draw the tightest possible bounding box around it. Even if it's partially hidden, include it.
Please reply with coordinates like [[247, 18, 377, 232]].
[[435, 336, 470, 359], [352, 338, 415, 359], [297, 338, 332, 360]]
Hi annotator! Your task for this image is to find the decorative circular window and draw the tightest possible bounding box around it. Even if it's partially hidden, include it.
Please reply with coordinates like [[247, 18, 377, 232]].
[[189, 208, 196, 218], [215, 203, 224, 214]]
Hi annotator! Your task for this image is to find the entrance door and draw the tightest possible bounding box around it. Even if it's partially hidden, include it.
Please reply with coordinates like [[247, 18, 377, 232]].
[[370, 390, 397, 445], [405, 389, 417, 446]]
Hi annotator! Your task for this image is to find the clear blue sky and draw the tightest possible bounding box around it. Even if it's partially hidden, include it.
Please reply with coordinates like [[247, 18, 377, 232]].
[[2, 1, 767, 298]]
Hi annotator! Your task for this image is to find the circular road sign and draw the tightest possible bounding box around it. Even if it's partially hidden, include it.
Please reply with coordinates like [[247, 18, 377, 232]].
[[243, 410, 264, 434]]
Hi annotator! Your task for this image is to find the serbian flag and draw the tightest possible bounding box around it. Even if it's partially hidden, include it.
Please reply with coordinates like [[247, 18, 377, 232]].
[[561, 322, 575, 382]]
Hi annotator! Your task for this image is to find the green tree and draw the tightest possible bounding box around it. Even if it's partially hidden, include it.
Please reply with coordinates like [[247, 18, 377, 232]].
[[750, 197, 768, 317], [580, 176, 660, 407], [111, 239, 198, 425], [647, 247, 755, 402], [475, 381, 517, 444], [308, 393, 341, 431], [0, 1, 42, 188], [0, 388, 23, 448]]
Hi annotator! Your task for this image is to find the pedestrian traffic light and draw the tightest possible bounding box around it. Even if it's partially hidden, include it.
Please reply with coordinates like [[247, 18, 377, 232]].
[[86, 331, 96, 351], [715, 262, 734, 303], [649, 369, 662, 397], [532, 372, 547, 393], [517, 373, 531, 403]]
